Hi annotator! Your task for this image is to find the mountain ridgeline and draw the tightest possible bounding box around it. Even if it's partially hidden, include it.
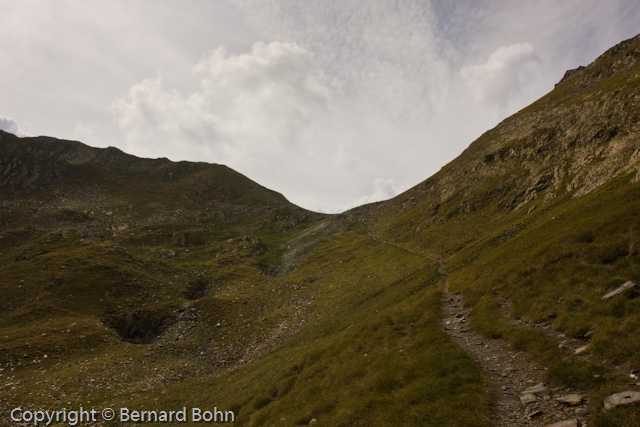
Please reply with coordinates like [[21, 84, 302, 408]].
[[1, 34, 639, 426]]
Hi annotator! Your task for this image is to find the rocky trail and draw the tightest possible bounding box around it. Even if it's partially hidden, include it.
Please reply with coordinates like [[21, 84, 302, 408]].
[[367, 235, 640, 425], [441, 288, 590, 427], [370, 236, 591, 426], [495, 295, 620, 374]]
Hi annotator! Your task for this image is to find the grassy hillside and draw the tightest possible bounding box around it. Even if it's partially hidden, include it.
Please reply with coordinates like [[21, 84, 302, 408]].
[[0, 134, 489, 425], [351, 34, 640, 425], [0, 214, 491, 425], [2, 34, 640, 426]]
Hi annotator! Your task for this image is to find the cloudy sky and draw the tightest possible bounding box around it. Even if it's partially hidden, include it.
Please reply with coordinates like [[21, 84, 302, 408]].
[[1, 1, 639, 212]]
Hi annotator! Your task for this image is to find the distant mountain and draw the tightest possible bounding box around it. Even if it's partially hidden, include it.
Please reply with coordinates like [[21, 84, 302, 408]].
[[1, 34, 639, 426], [0, 131, 320, 242]]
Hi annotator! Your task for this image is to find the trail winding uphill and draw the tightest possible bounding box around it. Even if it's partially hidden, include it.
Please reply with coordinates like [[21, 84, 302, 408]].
[[440, 287, 589, 427], [370, 233, 590, 426]]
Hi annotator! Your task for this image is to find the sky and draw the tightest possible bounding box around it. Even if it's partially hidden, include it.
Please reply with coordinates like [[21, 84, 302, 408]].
[[1, 1, 639, 213]]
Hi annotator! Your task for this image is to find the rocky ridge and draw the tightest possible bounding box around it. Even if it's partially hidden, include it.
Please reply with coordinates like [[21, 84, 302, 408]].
[[355, 34, 640, 242]]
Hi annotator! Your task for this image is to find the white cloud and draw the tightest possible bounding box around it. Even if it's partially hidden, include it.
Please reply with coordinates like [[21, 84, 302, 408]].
[[113, 41, 330, 168], [72, 122, 99, 145], [326, 178, 402, 214], [3, 0, 640, 212], [0, 0, 260, 151], [0, 116, 20, 134], [235, 0, 449, 125], [0, 115, 26, 136], [461, 43, 541, 109]]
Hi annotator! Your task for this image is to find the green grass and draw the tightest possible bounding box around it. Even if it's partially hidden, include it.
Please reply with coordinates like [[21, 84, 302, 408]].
[[430, 175, 640, 424], [3, 35, 640, 426], [450, 175, 640, 366], [126, 250, 491, 426], [0, 226, 491, 426]]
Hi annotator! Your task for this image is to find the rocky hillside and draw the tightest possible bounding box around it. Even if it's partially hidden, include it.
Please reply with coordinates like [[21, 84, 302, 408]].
[[0, 132, 329, 425], [358, 34, 640, 254], [0, 130, 320, 234], [352, 33, 640, 425], [1, 35, 640, 426], [0, 130, 324, 269]]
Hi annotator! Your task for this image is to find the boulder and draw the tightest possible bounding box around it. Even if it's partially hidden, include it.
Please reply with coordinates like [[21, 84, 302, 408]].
[[556, 394, 583, 406], [603, 390, 640, 410], [544, 420, 580, 427], [602, 281, 637, 300], [522, 383, 550, 396], [574, 344, 589, 355]]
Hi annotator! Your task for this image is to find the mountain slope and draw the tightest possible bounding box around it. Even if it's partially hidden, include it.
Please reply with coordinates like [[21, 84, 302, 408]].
[[0, 130, 318, 233], [347, 33, 640, 425], [0, 133, 488, 426], [358, 34, 640, 255], [2, 34, 640, 427], [0, 134, 338, 424]]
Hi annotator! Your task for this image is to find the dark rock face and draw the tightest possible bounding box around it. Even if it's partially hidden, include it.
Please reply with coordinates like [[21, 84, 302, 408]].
[[0, 133, 101, 192]]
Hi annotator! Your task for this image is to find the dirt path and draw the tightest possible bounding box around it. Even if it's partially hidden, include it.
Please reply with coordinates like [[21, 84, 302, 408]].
[[495, 295, 619, 373], [441, 288, 589, 426], [368, 235, 590, 426]]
